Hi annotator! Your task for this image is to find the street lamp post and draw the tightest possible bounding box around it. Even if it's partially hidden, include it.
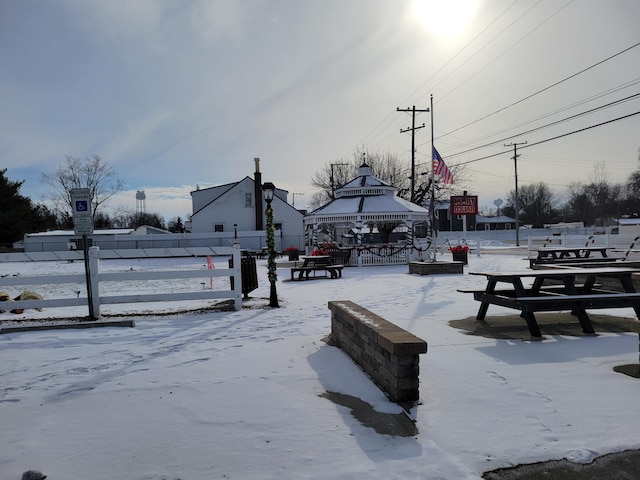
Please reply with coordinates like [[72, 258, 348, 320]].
[[262, 182, 279, 308]]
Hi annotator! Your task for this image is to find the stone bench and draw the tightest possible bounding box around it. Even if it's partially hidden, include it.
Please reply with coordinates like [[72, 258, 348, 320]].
[[328, 300, 427, 404]]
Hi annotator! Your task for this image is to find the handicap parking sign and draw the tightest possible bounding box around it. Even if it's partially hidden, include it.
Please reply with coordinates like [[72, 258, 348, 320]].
[[70, 188, 91, 216]]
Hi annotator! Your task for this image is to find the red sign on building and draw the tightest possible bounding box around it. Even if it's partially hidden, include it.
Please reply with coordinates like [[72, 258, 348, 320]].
[[450, 195, 478, 215]]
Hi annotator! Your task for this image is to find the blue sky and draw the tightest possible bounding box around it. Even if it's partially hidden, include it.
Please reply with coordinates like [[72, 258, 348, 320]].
[[2, 0, 639, 221]]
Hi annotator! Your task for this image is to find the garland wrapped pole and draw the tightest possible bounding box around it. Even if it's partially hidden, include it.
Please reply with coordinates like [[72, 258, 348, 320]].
[[262, 182, 279, 308]]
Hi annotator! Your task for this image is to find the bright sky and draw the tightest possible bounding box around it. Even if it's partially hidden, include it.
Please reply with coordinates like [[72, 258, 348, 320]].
[[2, 0, 639, 221]]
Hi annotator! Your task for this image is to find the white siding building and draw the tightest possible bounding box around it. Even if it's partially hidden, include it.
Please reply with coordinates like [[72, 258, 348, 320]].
[[188, 159, 305, 249]]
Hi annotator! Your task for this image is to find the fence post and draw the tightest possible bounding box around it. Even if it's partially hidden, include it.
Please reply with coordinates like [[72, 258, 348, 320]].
[[89, 246, 101, 318], [232, 241, 242, 310]]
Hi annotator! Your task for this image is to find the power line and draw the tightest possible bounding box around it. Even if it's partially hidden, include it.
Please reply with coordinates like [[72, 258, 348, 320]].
[[352, 0, 523, 152], [408, 0, 523, 106], [442, 92, 640, 160], [442, 78, 640, 153], [438, 40, 640, 141], [437, 0, 572, 105], [457, 110, 640, 166]]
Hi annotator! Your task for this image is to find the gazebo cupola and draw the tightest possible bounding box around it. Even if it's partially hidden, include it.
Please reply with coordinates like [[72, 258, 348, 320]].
[[335, 163, 396, 200]]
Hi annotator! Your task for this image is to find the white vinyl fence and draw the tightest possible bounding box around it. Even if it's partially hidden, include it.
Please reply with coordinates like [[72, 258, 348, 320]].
[[526, 233, 640, 259], [0, 245, 242, 318]]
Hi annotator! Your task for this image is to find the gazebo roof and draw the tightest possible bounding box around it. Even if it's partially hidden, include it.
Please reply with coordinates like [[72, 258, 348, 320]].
[[304, 163, 430, 226]]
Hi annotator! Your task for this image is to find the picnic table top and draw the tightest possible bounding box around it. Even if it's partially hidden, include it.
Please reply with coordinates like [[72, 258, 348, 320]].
[[469, 266, 640, 278], [535, 246, 608, 251]]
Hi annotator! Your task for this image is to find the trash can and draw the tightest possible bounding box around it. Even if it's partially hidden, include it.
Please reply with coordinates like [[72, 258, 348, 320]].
[[229, 255, 258, 298]]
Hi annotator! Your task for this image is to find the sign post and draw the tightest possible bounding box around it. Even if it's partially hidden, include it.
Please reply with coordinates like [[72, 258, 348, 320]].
[[70, 188, 96, 321]]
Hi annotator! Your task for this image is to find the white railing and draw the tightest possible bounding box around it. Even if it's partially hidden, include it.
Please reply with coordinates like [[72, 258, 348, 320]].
[[354, 245, 409, 266], [0, 245, 243, 317]]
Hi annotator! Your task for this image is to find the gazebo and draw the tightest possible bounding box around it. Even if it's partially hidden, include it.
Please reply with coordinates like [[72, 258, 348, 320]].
[[303, 163, 432, 265]]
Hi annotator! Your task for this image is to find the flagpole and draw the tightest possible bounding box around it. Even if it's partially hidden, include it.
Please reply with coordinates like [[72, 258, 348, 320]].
[[430, 94, 437, 262]]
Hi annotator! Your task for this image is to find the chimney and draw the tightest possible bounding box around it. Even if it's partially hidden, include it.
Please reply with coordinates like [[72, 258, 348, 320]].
[[254, 158, 263, 231]]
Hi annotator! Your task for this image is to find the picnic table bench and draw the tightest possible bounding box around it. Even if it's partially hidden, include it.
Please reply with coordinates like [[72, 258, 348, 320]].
[[528, 246, 616, 268], [290, 256, 344, 281], [460, 266, 640, 338]]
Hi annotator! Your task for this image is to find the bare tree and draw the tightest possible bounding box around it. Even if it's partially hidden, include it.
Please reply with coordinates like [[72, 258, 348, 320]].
[[566, 182, 597, 226], [41, 155, 126, 226], [506, 182, 560, 228], [310, 147, 468, 210], [585, 162, 622, 226]]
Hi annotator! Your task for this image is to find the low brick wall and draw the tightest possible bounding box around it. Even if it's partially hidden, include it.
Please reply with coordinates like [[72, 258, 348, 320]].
[[409, 261, 463, 275], [328, 300, 427, 403]]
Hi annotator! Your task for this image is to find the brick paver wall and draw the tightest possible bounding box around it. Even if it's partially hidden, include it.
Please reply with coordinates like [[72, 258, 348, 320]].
[[328, 300, 427, 403]]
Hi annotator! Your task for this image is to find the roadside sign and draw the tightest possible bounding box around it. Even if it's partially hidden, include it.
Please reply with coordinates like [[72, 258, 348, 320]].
[[71, 188, 91, 216], [70, 188, 93, 235], [73, 215, 94, 235], [450, 195, 478, 215]]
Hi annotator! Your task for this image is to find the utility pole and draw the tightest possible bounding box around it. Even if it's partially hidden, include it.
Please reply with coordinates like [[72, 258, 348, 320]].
[[504, 141, 527, 246], [397, 105, 429, 203]]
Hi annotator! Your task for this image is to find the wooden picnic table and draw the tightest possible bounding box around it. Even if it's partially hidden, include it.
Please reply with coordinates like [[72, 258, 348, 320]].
[[534, 246, 609, 260], [462, 266, 640, 338], [290, 255, 344, 281], [529, 246, 616, 267]]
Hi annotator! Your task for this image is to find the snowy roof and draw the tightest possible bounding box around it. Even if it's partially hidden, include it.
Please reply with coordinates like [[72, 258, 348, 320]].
[[305, 163, 430, 225], [339, 163, 392, 190], [618, 217, 640, 225], [476, 215, 516, 223], [25, 229, 134, 237]]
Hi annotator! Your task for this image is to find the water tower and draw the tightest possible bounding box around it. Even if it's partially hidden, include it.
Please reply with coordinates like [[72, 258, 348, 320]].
[[136, 190, 146, 214]]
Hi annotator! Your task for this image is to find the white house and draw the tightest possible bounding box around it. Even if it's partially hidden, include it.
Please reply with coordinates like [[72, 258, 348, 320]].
[[618, 217, 640, 235], [188, 158, 305, 249]]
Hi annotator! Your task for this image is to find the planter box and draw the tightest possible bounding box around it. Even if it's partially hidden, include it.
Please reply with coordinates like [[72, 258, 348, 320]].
[[452, 251, 468, 264]]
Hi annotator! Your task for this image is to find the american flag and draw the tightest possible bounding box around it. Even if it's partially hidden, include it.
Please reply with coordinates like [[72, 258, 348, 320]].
[[433, 147, 454, 184]]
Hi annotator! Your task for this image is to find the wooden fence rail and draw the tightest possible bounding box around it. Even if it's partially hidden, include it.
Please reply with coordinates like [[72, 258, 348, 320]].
[[0, 245, 243, 317]]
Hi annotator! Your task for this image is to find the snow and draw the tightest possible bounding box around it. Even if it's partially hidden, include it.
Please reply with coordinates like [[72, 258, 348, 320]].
[[2, 252, 640, 480]]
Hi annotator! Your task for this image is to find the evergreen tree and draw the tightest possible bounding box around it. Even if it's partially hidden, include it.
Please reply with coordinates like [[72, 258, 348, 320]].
[[0, 169, 57, 247]]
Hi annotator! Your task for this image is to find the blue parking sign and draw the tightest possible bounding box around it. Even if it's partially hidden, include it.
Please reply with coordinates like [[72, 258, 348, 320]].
[[75, 200, 89, 212]]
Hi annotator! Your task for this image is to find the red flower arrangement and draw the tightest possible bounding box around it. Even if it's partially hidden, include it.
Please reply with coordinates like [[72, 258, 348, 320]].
[[448, 245, 469, 253], [284, 246, 299, 253]]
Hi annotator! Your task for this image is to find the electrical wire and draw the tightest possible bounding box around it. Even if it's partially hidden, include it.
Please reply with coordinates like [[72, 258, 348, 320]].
[[441, 92, 640, 159], [456, 110, 640, 166], [438, 40, 640, 141]]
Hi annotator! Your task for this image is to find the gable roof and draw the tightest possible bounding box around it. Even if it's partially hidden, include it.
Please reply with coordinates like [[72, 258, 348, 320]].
[[190, 176, 251, 216]]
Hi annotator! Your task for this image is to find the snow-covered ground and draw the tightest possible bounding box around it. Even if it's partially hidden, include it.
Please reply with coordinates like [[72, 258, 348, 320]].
[[1, 251, 640, 480]]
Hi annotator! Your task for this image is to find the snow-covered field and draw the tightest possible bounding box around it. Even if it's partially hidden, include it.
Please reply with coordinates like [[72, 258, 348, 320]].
[[1, 251, 640, 480]]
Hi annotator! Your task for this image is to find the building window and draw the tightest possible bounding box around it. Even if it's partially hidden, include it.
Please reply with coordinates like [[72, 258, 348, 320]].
[[245, 193, 253, 207], [214, 224, 224, 232]]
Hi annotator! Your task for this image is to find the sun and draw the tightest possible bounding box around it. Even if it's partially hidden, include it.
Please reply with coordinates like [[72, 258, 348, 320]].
[[412, 0, 479, 37]]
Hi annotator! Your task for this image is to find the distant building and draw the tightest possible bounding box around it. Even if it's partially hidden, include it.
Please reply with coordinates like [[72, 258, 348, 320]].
[[474, 215, 517, 231], [188, 158, 305, 248], [618, 217, 640, 235]]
